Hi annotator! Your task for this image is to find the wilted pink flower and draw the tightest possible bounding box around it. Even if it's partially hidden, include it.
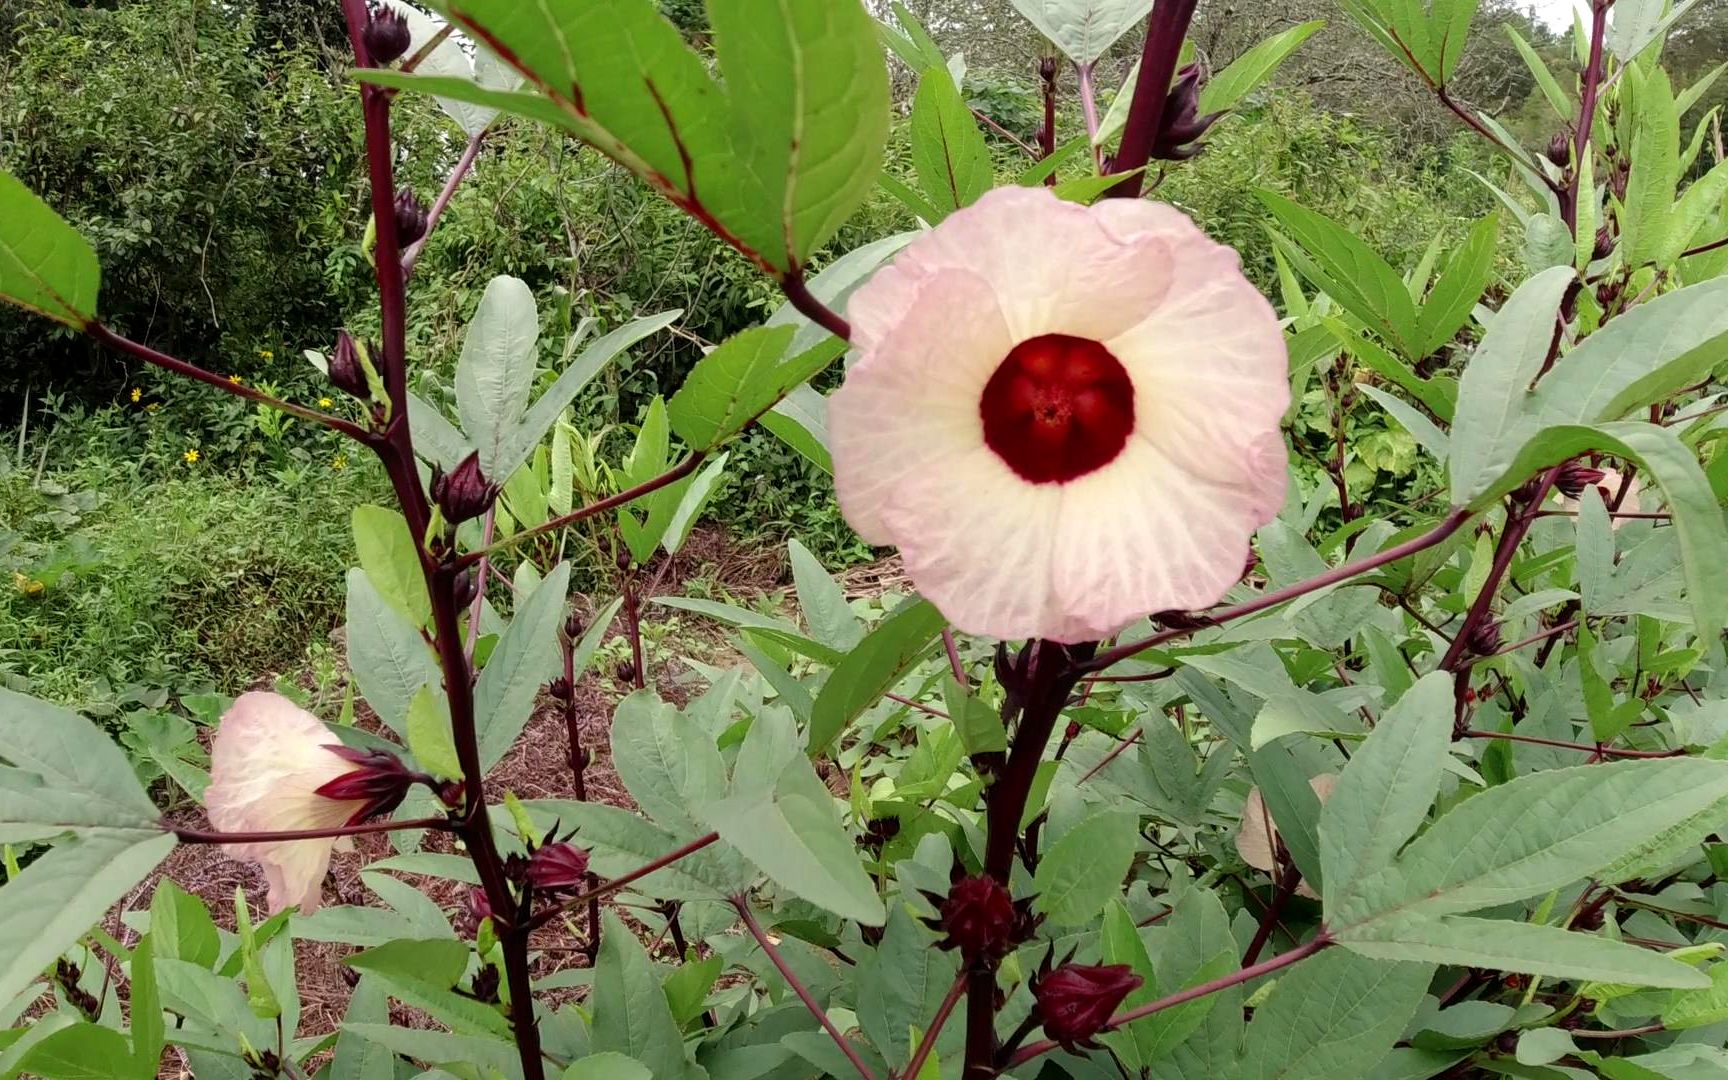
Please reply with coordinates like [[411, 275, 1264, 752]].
[[830, 187, 1288, 643], [206, 693, 393, 914]]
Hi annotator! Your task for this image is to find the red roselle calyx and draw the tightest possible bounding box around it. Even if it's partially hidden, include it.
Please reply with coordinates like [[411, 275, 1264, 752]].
[[315, 747, 422, 825], [1545, 131, 1572, 168], [923, 874, 1038, 963], [526, 841, 591, 891], [1555, 462, 1608, 499], [431, 451, 498, 525], [451, 566, 480, 609], [362, 4, 412, 65], [1467, 618, 1503, 657], [328, 330, 369, 401], [547, 676, 573, 701], [1032, 960, 1144, 1050], [393, 187, 429, 247], [1152, 64, 1221, 161]]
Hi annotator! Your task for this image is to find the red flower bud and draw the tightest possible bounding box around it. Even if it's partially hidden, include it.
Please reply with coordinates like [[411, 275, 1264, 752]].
[[615, 660, 637, 684], [1555, 462, 1608, 498], [563, 611, 585, 643], [1592, 226, 1613, 261], [362, 5, 412, 65], [1153, 65, 1222, 161], [394, 187, 429, 247], [547, 676, 573, 701], [314, 746, 420, 825], [526, 842, 591, 891], [1466, 618, 1503, 657], [1546, 131, 1572, 168], [451, 567, 480, 609], [329, 330, 370, 401], [1033, 962, 1143, 1050], [430, 451, 498, 525], [926, 875, 1019, 962]]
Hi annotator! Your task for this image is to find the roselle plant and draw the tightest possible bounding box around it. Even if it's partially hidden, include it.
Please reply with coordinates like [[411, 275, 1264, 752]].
[[4, 0, 1728, 1077]]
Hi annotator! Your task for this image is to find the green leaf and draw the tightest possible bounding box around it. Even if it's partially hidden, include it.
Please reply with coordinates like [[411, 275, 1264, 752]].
[[1505, 26, 1572, 118], [1239, 950, 1432, 1080], [1662, 963, 1728, 1029], [406, 686, 461, 781], [351, 507, 430, 629], [344, 568, 438, 738], [0, 689, 162, 842], [670, 327, 843, 451], [329, 978, 395, 1080], [1342, 915, 1709, 988], [1258, 190, 1422, 359], [128, 936, 164, 1080], [1447, 266, 1575, 504], [1132, 885, 1237, 1061], [342, 1024, 518, 1076], [520, 799, 750, 900], [592, 910, 702, 1079], [1321, 674, 1451, 920], [347, 938, 471, 990], [1332, 758, 1728, 929], [611, 690, 727, 835], [1417, 213, 1498, 356], [1198, 21, 1325, 114], [857, 906, 960, 1068], [475, 561, 570, 770], [16, 1023, 135, 1080], [455, 275, 540, 478], [789, 539, 863, 649], [0, 831, 176, 1008], [565, 1054, 653, 1080], [148, 881, 219, 968], [696, 711, 885, 924], [1331, 324, 1457, 422], [1623, 69, 1680, 267], [0, 169, 100, 328], [1009, 0, 1154, 63], [910, 64, 992, 219], [808, 599, 947, 755], [1033, 811, 1139, 926]]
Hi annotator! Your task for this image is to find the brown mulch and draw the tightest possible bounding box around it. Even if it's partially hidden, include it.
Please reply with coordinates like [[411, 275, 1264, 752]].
[[94, 526, 901, 1070]]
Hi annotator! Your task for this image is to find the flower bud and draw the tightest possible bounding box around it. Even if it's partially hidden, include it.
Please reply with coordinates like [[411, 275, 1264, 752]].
[[468, 965, 502, 1003], [547, 676, 573, 701], [1466, 618, 1502, 657], [1153, 65, 1221, 161], [362, 4, 412, 65], [615, 660, 638, 684], [924, 874, 1021, 962], [315, 746, 421, 824], [526, 841, 591, 891], [563, 611, 585, 642], [1555, 462, 1607, 498], [329, 330, 370, 401], [1545, 131, 1571, 168], [460, 886, 492, 935], [1592, 226, 1613, 261], [451, 567, 480, 609], [430, 451, 498, 525], [1608, 161, 1629, 202], [394, 188, 429, 247], [1032, 962, 1143, 1050]]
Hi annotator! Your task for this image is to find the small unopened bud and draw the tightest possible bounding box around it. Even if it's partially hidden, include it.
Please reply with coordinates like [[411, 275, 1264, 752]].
[[393, 188, 429, 247], [1545, 131, 1572, 168], [436, 778, 464, 808], [921, 875, 1034, 962], [362, 4, 412, 64], [329, 330, 369, 400], [1592, 226, 1613, 261], [431, 451, 498, 525], [316, 746, 421, 823], [1555, 462, 1608, 498], [615, 660, 637, 684], [1466, 619, 1503, 657], [1608, 162, 1629, 202], [1064, 721, 1082, 742], [547, 676, 573, 701], [461, 886, 493, 933], [564, 611, 585, 642], [1595, 280, 1618, 310], [451, 567, 480, 609], [1153, 64, 1222, 161], [614, 549, 633, 573], [1039, 56, 1058, 82], [1032, 961, 1144, 1050], [526, 841, 591, 891], [468, 965, 502, 1003]]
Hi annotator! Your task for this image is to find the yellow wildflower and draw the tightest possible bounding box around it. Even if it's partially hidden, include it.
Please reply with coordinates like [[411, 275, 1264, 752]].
[[229, 375, 244, 385], [318, 397, 335, 409], [145, 402, 161, 414], [258, 349, 274, 359], [184, 448, 201, 464], [130, 387, 142, 403], [331, 454, 349, 471]]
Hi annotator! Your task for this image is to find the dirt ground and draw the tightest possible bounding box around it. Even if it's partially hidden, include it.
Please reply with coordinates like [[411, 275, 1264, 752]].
[[94, 528, 900, 1074]]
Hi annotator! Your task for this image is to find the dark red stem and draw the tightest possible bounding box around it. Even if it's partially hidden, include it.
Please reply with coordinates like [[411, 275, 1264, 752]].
[[733, 897, 879, 1080], [1569, 0, 1611, 232], [901, 974, 967, 1080], [1462, 730, 1685, 759], [1104, 0, 1199, 198], [781, 272, 853, 342]]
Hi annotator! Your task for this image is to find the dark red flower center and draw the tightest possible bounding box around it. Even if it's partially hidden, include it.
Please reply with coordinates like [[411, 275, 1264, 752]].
[[980, 334, 1135, 484]]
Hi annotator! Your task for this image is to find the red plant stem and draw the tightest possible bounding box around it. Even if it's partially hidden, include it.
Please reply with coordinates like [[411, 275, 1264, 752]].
[[1439, 477, 1558, 675], [171, 817, 453, 844], [87, 324, 370, 441], [886, 692, 950, 719], [1076, 728, 1143, 786], [624, 574, 647, 690], [1104, 0, 1199, 197], [942, 628, 967, 684], [781, 271, 853, 342], [1005, 933, 1333, 1071], [343, 5, 409, 417], [398, 25, 453, 76], [557, 636, 604, 959], [457, 454, 706, 568], [1086, 508, 1472, 672], [1572, 1023, 1665, 1040], [1241, 861, 1302, 965], [1076, 62, 1103, 169], [1038, 60, 1058, 185], [1683, 234, 1728, 259], [1570, 0, 1611, 232], [1085, 666, 1176, 684], [527, 831, 722, 932], [733, 897, 879, 1080], [1461, 730, 1685, 759], [972, 107, 1039, 158], [404, 131, 484, 276], [900, 974, 967, 1080], [1469, 619, 1580, 663]]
